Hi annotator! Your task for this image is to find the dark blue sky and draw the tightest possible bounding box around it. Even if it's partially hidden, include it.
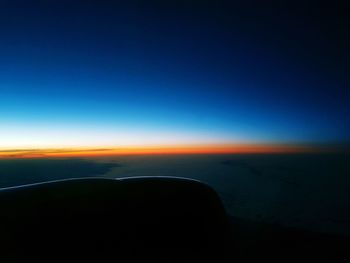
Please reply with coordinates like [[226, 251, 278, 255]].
[[0, 0, 349, 148]]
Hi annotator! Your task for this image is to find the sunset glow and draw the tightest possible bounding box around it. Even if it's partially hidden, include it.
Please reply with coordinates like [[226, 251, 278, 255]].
[[0, 143, 327, 159]]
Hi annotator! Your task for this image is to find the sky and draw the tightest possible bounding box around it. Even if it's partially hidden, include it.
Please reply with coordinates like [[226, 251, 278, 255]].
[[0, 0, 349, 154]]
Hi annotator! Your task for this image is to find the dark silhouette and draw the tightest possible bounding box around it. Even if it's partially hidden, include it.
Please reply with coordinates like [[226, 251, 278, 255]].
[[0, 177, 230, 262]]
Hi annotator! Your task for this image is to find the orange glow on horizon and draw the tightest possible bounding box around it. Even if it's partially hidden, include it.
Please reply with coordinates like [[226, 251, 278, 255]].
[[0, 143, 324, 159]]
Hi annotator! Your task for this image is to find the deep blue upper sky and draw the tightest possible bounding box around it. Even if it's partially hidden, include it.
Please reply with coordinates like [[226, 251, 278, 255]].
[[0, 0, 349, 148]]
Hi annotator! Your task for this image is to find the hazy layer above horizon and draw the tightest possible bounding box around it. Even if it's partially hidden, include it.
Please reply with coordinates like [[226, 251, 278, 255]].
[[1, 143, 348, 159]]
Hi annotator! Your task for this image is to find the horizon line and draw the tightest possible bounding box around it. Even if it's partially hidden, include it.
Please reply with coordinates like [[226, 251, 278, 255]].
[[0, 143, 348, 159]]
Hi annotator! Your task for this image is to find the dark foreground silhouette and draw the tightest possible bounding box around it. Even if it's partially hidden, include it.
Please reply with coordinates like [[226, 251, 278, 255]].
[[0, 177, 348, 262]]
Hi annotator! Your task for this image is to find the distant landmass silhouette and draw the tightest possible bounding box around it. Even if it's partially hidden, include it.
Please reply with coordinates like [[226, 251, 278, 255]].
[[0, 158, 119, 188]]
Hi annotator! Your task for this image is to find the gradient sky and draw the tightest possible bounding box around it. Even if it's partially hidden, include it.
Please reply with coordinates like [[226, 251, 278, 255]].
[[0, 1, 349, 151]]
